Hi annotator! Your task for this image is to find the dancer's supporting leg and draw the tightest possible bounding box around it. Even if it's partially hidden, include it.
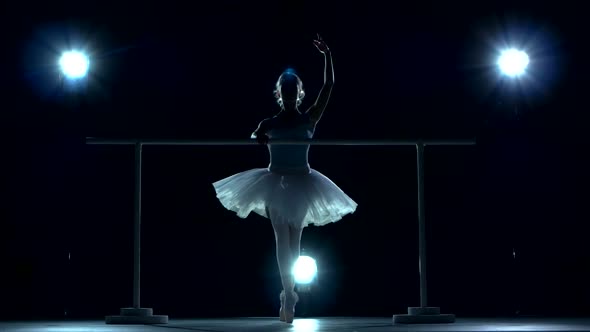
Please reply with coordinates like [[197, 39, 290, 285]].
[[269, 208, 302, 323]]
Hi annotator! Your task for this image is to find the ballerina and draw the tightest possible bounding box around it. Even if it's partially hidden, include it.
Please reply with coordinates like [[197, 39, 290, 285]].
[[212, 34, 357, 323]]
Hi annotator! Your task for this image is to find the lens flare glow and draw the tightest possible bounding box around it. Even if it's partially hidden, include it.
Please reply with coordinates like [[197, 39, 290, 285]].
[[59, 51, 89, 79], [293, 256, 317, 284], [497, 49, 529, 77]]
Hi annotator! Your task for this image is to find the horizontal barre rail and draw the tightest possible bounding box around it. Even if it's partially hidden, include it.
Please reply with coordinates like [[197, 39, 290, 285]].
[[86, 138, 476, 146]]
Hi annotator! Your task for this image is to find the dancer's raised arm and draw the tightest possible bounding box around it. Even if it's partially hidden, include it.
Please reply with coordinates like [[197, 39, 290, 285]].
[[307, 34, 334, 124]]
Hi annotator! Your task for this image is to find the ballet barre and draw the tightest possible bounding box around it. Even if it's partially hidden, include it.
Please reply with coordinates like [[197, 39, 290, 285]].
[[86, 138, 474, 146], [86, 137, 476, 324]]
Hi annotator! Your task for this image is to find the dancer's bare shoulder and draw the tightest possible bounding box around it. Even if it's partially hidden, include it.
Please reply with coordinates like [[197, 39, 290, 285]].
[[251, 117, 275, 138]]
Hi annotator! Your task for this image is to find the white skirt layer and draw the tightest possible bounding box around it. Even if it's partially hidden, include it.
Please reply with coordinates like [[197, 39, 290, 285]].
[[212, 168, 357, 227]]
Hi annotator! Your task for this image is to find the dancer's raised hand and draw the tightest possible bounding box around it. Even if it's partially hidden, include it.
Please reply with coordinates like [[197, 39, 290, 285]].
[[313, 34, 330, 53]]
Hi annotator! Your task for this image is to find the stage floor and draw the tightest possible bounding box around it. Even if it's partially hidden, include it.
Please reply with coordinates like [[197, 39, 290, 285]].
[[1, 317, 590, 332]]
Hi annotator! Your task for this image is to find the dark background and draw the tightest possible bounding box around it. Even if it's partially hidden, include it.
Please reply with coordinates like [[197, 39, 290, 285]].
[[1, 0, 588, 320]]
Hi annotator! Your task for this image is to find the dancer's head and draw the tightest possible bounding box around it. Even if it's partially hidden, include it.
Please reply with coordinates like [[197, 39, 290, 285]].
[[274, 68, 305, 108]]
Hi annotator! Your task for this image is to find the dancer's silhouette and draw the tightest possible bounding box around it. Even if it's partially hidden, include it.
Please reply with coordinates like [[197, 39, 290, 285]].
[[213, 34, 357, 323]]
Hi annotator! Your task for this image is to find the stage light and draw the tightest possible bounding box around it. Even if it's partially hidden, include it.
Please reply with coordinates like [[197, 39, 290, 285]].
[[497, 48, 529, 77], [293, 318, 320, 331], [293, 255, 317, 285], [59, 51, 89, 79]]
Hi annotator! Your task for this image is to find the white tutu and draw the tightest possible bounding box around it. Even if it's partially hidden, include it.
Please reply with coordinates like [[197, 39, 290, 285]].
[[213, 168, 357, 227]]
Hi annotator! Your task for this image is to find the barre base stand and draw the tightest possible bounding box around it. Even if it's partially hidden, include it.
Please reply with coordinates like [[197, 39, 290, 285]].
[[106, 308, 168, 324], [393, 307, 455, 324]]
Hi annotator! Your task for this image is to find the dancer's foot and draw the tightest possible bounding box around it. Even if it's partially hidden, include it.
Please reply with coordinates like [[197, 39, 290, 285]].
[[279, 291, 286, 322], [283, 290, 299, 324]]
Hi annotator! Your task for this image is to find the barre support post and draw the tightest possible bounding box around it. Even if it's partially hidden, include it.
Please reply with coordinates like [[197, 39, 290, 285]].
[[133, 142, 142, 309], [392, 142, 456, 324], [105, 143, 169, 324]]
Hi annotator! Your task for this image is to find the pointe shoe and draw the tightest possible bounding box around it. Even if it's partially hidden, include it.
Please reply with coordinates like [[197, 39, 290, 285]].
[[279, 291, 286, 322], [283, 290, 299, 324]]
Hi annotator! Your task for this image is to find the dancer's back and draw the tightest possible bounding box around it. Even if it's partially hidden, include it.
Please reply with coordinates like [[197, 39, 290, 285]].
[[266, 113, 316, 174]]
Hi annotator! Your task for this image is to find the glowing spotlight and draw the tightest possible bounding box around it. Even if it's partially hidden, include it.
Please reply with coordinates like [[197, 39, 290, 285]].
[[59, 51, 89, 79], [293, 256, 317, 284], [497, 48, 529, 77], [293, 318, 320, 331]]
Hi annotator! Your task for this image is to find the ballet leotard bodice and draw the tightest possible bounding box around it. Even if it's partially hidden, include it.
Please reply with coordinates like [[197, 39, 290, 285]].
[[266, 112, 315, 174]]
